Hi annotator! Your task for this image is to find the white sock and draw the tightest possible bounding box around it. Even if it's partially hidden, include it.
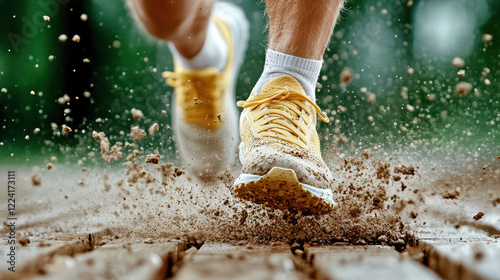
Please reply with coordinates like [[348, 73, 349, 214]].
[[252, 49, 323, 101], [168, 20, 227, 71]]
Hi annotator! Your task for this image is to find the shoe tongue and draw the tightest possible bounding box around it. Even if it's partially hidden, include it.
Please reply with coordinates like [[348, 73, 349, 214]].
[[259, 75, 308, 125], [260, 75, 306, 96]]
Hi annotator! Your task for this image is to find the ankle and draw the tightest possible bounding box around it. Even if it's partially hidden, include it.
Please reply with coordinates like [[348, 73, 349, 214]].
[[252, 49, 322, 101], [169, 20, 228, 71]]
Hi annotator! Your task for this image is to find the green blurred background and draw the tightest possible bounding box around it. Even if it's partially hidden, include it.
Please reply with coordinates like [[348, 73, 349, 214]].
[[0, 0, 498, 165]]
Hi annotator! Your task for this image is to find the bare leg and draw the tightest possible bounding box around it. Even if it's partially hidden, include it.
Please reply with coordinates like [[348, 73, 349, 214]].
[[128, 0, 215, 58], [266, 0, 344, 60]]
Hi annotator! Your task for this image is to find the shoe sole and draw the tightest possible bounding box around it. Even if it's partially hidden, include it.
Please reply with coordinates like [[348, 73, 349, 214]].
[[233, 167, 336, 215]]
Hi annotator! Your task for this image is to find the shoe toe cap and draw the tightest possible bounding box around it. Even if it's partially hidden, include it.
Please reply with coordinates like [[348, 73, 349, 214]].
[[241, 140, 334, 189]]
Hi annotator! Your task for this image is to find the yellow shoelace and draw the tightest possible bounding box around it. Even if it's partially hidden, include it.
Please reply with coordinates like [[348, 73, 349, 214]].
[[162, 71, 222, 124], [162, 71, 221, 101], [237, 89, 330, 148]]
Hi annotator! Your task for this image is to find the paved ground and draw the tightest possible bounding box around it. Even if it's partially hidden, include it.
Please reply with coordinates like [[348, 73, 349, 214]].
[[0, 157, 499, 279]]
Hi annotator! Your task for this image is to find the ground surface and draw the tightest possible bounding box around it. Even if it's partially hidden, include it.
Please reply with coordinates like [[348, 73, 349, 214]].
[[0, 152, 499, 279]]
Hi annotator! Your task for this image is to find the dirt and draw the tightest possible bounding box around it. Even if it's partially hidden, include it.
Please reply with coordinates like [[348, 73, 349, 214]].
[[32, 174, 41, 186], [340, 68, 353, 86], [6, 106, 499, 268], [80, 145, 425, 248], [442, 187, 461, 199], [131, 108, 144, 120], [452, 57, 465, 68], [61, 124, 72, 135], [146, 150, 160, 164], [92, 131, 106, 142], [455, 82, 472, 97], [148, 123, 159, 137], [18, 235, 31, 246], [473, 212, 485, 221], [130, 126, 146, 141]]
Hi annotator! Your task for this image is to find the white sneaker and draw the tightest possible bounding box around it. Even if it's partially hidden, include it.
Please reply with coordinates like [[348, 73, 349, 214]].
[[162, 2, 250, 182], [234, 75, 336, 214]]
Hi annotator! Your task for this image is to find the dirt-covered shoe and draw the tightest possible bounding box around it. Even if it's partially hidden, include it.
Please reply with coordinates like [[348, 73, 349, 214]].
[[234, 75, 336, 214], [161, 3, 249, 182]]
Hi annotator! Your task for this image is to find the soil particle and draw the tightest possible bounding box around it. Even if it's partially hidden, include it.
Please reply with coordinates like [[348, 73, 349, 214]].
[[72, 34, 80, 42], [360, 149, 373, 160], [394, 165, 416, 176], [18, 235, 31, 246], [455, 82, 472, 97], [32, 175, 42, 186], [474, 250, 484, 260], [340, 68, 353, 85], [492, 197, 500, 207], [482, 34, 492, 43], [130, 126, 146, 141], [400, 182, 407, 193], [58, 34, 68, 42], [62, 124, 72, 135], [473, 212, 484, 221], [452, 57, 465, 68], [367, 92, 376, 104], [148, 123, 159, 137], [146, 151, 160, 164], [377, 235, 388, 243], [92, 131, 106, 142], [442, 188, 460, 199], [376, 162, 391, 180], [131, 108, 144, 120], [291, 242, 301, 252], [47, 163, 53, 170], [173, 168, 185, 177], [410, 211, 418, 219]]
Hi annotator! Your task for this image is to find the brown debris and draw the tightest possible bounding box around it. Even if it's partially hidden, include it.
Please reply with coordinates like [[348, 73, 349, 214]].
[[173, 168, 185, 177], [18, 235, 31, 246], [394, 165, 416, 176], [455, 82, 472, 97], [360, 149, 373, 160], [130, 126, 146, 141], [452, 57, 465, 68], [376, 162, 391, 180], [482, 34, 492, 43], [61, 124, 72, 135], [146, 151, 160, 164], [92, 131, 106, 142], [32, 175, 42, 186], [148, 123, 159, 137], [100, 138, 110, 157], [340, 68, 353, 85], [473, 212, 484, 221], [442, 188, 461, 199], [131, 108, 144, 120]]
